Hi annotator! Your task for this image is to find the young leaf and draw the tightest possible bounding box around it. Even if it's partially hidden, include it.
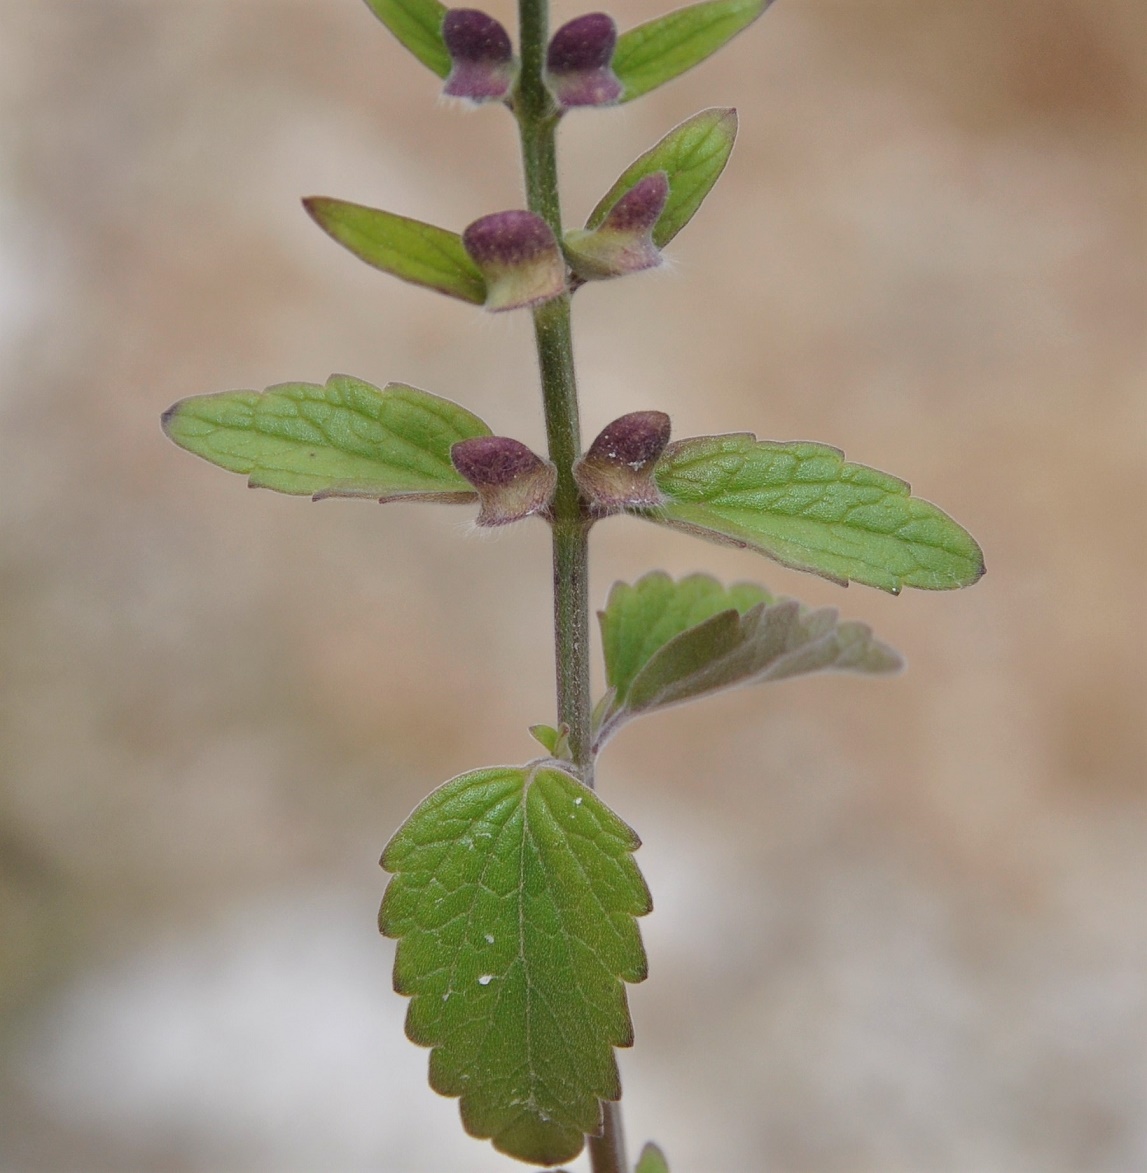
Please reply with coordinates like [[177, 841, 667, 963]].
[[613, 0, 770, 102], [527, 723, 571, 760], [595, 571, 900, 748], [162, 375, 491, 501], [646, 434, 986, 593], [380, 763, 651, 1166], [362, 0, 452, 78], [584, 108, 737, 250], [303, 197, 486, 304], [635, 1141, 671, 1173]]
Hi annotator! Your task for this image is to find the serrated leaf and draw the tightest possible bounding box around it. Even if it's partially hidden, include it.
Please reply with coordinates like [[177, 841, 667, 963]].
[[636, 1141, 671, 1173], [647, 434, 986, 593], [162, 375, 490, 500], [601, 571, 773, 709], [362, 0, 451, 77], [304, 197, 486, 304], [379, 764, 651, 1166], [595, 571, 902, 748], [585, 109, 737, 250], [613, 0, 770, 102]]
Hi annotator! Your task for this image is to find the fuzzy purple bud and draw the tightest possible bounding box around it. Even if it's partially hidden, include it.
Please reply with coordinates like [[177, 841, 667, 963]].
[[442, 9, 515, 102], [574, 411, 672, 514], [451, 435, 557, 525], [545, 13, 622, 108], [462, 210, 566, 311], [604, 173, 669, 234], [564, 172, 668, 280]]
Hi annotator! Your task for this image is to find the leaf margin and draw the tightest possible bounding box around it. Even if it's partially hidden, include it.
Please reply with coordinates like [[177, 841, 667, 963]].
[[379, 761, 652, 1166], [161, 373, 491, 501], [361, 0, 452, 78], [613, 0, 770, 103], [644, 433, 986, 593], [304, 196, 487, 304]]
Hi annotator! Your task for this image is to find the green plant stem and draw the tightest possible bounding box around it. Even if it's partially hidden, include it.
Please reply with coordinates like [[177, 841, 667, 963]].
[[515, 2, 626, 1171], [513, 0, 593, 783]]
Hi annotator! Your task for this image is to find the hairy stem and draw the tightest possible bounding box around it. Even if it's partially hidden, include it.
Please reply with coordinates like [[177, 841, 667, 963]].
[[514, 2, 625, 1170]]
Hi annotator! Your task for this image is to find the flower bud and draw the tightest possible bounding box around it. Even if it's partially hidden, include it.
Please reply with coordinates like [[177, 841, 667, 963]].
[[461, 211, 567, 311], [564, 172, 668, 281], [451, 435, 557, 525], [574, 411, 671, 514], [544, 13, 622, 108], [442, 9, 516, 103]]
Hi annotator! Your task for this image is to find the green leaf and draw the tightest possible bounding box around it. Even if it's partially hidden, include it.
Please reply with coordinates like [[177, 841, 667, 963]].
[[304, 197, 486, 304], [595, 571, 901, 749], [601, 571, 773, 709], [362, 0, 451, 78], [585, 109, 737, 250], [379, 763, 651, 1166], [528, 723, 572, 761], [162, 374, 491, 500], [647, 435, 986, 593], [613, 0, 770, 102], [636, 1141, 671, 1173], [528, 724, 562, 754]]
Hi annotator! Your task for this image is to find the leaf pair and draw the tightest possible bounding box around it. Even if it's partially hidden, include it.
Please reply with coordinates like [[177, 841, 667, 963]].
[[163, 377, 983, 595], [378, 568, 899, 1166], [380, 762, 651, 1166], [363, 0, 771, 103], [305, 107, 737, 304], [595, 571, 902, 750]]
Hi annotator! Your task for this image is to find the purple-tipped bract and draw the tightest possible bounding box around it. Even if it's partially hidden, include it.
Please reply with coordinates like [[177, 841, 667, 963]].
[[462, 210, 566, 310], [545, 13, 622, 108], [574, 411, 672, 514], [451, 436, 557, 525], [564, 172, 668, 280], [442, 8, 515, 101]]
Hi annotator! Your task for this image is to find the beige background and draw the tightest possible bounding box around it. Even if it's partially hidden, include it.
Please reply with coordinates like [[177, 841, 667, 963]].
[[1, 1, 1144, 1170]]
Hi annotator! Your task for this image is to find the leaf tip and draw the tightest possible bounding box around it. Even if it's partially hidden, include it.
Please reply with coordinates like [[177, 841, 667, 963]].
[[300, 195, 328, 225], [159, 400, 181, 438]]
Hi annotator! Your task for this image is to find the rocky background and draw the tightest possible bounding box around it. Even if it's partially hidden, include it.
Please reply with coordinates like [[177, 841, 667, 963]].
[[0, 1, 1143, 1170]]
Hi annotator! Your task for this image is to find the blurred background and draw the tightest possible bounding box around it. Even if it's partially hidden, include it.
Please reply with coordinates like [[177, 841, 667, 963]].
[[1, 1, 1143, 1170]]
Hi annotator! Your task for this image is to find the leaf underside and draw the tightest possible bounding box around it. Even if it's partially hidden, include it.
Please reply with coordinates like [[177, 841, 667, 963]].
[[647, 435, 986, 593], [304, 197, 486, 304], [595, 571, 901, 748], [380, 764, 651, 1166], [585, 108, 737, 250], [362, 0, 451, 77], [161, 374, 490, 500], [613, 0, 769, 102]]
